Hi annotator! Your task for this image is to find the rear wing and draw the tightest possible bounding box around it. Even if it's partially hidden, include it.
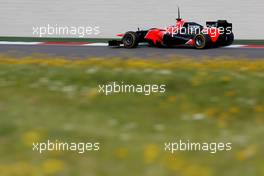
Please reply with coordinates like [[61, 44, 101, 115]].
[[206, 20, 232, 34]]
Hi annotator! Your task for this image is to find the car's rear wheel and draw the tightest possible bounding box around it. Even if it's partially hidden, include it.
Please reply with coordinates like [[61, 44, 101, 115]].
[[122, 31, 139, 48], [194, 34, 212, 49], [222, 32, 234, 46]]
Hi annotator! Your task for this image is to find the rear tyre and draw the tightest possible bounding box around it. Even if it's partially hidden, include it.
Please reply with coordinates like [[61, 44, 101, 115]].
[[222, 32, 234, 46], [122, 31, 139, 48], [194, 34, 212, 49]]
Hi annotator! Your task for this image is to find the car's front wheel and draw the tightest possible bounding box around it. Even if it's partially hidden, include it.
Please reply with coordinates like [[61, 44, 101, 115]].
[[122, 31, 139, 48]]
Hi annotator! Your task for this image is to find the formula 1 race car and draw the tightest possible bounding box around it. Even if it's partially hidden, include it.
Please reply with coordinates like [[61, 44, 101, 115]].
[[108, 8, 234, 49]]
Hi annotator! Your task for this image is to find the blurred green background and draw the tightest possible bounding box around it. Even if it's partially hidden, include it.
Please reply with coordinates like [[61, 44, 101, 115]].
[[0, 57, 263, 176]]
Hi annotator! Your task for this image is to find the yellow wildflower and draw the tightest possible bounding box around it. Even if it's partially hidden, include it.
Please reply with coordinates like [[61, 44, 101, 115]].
[[41, 159, 65, 175], [21, 131, 42, 146], [235, 145, 257, 161], [114, 147, 129, 159], [143, 144, 159, 164]]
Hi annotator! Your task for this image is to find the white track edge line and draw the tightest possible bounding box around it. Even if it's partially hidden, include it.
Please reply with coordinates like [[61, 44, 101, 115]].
[[0, 41, 42, 45], [0, 41, 251, 48]]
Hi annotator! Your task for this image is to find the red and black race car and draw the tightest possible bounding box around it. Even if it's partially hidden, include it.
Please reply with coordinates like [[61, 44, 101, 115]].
[[109, 8, 234, 49]]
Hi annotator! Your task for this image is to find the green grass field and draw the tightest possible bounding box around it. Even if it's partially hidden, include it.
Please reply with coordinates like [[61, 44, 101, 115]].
[[0, 56, 264, 176]]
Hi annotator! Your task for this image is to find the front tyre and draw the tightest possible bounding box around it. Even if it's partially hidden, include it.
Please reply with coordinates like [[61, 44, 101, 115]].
[[194, 34, 212, 49], [122, 31, 139, 48]]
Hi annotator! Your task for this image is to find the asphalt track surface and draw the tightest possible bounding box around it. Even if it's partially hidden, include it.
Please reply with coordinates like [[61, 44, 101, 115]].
[[0, 45, 263, 59]]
